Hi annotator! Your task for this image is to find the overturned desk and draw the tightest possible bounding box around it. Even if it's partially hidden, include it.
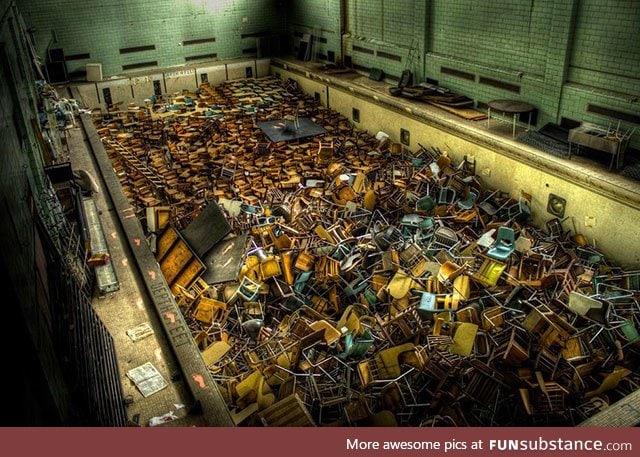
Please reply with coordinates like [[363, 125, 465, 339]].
[[568, 122, 634, 171], [487, 99, 535, 138]]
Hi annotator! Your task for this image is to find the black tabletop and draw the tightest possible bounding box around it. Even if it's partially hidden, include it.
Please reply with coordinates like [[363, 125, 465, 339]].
[[488, 99, 535, 114]]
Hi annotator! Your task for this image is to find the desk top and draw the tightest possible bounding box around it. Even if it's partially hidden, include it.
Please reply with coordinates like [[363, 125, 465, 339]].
[[488, 99, 535, 114]]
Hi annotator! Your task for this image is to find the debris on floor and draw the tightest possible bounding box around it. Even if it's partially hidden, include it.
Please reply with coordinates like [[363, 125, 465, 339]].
[[96, 77, 640, 426], [127, 362, 168, 398], [127, 322, 155, 342], [149, 410, 178, 427]]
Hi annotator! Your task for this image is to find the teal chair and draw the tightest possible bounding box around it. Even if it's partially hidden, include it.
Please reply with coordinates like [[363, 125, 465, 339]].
[[487, 226, 515, 260], [339, 329, 374, 359], [362, 288, 378, 307], [416, 196, 436, 212], [416, 291, 438, 320], [293, 271, 313, 293], [620, 320, 640, 345], [438, 187, 456, 204], [457, 191, 477, 210]]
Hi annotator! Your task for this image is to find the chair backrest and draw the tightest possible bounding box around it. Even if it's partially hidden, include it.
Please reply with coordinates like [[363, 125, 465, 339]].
[[496, 226, 515, 245]]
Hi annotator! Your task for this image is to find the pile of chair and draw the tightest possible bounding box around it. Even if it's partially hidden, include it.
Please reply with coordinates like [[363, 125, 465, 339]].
[[98, 77, 640, 426]]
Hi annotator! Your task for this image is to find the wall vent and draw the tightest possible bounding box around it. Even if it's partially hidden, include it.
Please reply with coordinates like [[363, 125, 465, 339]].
[[183, 37, 216, 46], [352, 45, 374, 55], [377, 51, 401, 62], [587, 104, 640, 125], [241, 31, 270, 39], [122, 61, 158, 70], [65, 52, 90, 61], [119, 45, 155, 54], [185, 53, 217, 62], [441, 67, 475, 81], [479, 76, 520, 93]]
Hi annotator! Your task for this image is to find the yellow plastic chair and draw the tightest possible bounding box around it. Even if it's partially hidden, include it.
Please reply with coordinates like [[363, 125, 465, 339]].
[[449, 322, 479, 357], [193, 296, 229, 325]]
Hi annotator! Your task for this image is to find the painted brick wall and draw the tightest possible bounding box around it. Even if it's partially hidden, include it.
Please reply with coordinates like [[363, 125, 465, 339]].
[[343, 0, 426, 82], [424, 0, 567, 127], [561, 0, 640, 148], [429, 0, 553, 76], [569, 0, 640, 97], [298, 0, 639, 145], [20, 0, 284, 77], [426, 0, 639, 142], [18, 0, 640, 142], [1, 0, 70, 423], [285, 0, 341, 62]]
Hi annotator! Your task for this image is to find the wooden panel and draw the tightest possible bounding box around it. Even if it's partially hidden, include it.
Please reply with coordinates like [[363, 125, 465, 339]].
[[156, 207, 171, 231], [130, 73, 163, 106], [160, 241, 192, 284], [172, 258, 206, 294], [256, 59, 271, 78], [97, 78, 133, 110], [227, 61, 253, 81], [156, 227, 178, 260], [156, 226, 205, 292]]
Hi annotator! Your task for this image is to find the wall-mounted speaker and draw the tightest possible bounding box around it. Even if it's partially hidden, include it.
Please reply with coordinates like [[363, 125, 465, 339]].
[[547, 193, 566, 218]]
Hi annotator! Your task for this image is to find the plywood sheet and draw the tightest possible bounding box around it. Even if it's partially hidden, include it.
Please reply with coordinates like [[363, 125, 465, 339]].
[[181, 201, 231, 257], [156, 226, 206, 292], [201, 234, 248, 284]]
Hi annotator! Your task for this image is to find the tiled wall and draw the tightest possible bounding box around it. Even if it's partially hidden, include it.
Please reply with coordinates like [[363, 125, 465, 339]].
[[561, 0, 640, 143], [336, 0, 640, 148], [285, 0, 342, 63], [20, 0, 284, 77], [343, 0, 426, 82], [425, 0, 640, 148], [2, 0, 128, 425], [19, 0, 640, 142], [1, 0, 68, 422], [569, 0, 640, 97], [425, 0, 572, 127]]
